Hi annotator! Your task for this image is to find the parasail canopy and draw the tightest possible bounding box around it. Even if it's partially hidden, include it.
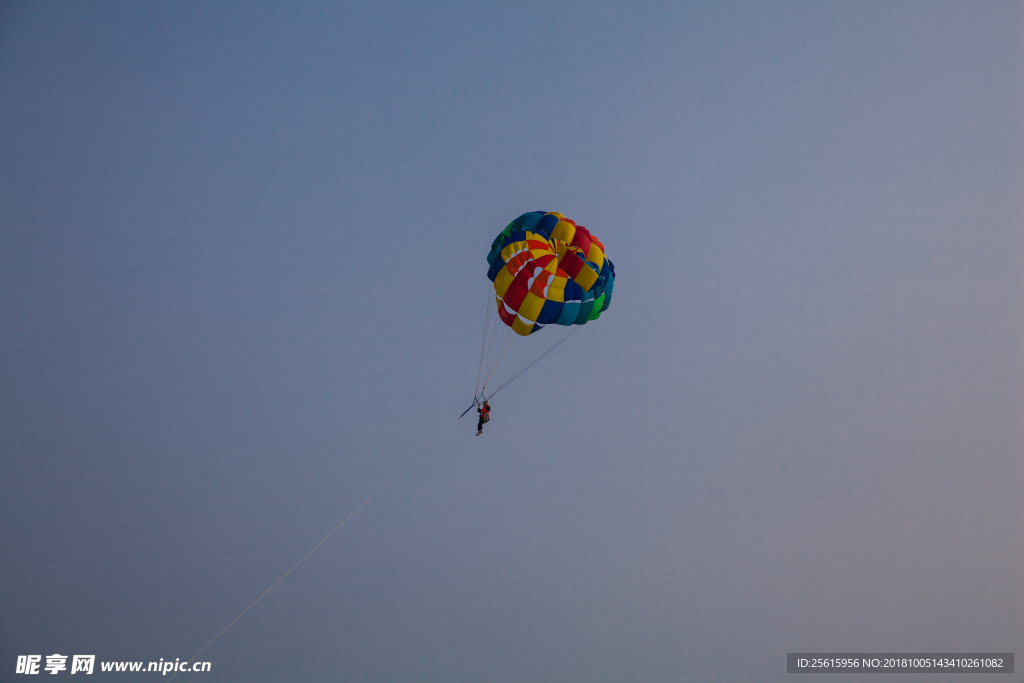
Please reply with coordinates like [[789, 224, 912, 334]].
[[474, 212, 616, 403], [486, 211, 615, 336]]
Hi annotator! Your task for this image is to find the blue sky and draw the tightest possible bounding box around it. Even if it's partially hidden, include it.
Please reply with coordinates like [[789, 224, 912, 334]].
[[1, 2, 1021, 681]]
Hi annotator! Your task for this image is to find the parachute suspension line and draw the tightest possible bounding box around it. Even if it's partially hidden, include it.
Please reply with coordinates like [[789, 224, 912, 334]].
[[166, 415, 464, 683], [499, 328, 539, 378], [488, 330, 544, 392], [476, 292, 585, 402], [481, 316, 502, 386], [474, 288, 495, 399], [487, 325, 582, 401], [479, 289, 512, 397], [480, 327, 515, 395], [476, 289, 588, 401], [487, 327, 578, 401], [491, 320, 573, 392], [480, 298, 516, 395], [491, 329, 548, 392]]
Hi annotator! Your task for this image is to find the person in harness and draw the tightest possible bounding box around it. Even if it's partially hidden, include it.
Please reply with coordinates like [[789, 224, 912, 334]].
[[476, 400, 490, 436]]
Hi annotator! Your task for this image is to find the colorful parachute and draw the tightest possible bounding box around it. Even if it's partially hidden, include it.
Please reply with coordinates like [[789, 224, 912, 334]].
[[486, 211, 615, 336]]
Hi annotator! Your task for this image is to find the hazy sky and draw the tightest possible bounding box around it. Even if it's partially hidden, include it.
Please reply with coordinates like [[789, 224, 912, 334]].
[[1, 2, 1022, 681]]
